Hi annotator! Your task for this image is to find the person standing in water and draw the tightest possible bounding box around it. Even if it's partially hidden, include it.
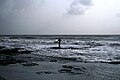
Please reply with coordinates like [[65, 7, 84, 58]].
[[58, 38, 61, 48]]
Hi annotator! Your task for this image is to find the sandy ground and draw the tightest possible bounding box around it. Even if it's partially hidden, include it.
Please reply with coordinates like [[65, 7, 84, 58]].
[[0, 61, 120, 80]]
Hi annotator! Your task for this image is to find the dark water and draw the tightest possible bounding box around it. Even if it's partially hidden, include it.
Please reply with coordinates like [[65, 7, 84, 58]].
[[0, 35, 120, 63]]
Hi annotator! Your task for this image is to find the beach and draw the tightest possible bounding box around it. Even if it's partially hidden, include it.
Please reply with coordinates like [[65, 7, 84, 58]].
[[0, 35, 120, 80], [0, 61, 120, 80]]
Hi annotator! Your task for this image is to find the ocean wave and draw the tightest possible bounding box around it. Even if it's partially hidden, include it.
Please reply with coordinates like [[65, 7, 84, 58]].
[[109, 43, 120, 46], [1, 35, 120, 63]]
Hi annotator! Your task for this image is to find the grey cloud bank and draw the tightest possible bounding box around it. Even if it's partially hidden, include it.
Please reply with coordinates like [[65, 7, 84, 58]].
[[116, 12, 120, 17], [0, 0, 46, 34], [0, 0, 120, 35], [67, 0, 93, 15], [79, 0, 92, 5], [0, 0, 44, 17]]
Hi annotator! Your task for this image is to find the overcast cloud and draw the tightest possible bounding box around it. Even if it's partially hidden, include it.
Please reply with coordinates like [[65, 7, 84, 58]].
[[116, 12, 120, 17], [0, 0, 120, 35], [67, 0, 93, 15]]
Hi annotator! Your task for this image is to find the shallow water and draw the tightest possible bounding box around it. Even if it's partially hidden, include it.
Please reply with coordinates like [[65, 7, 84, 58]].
[[0, 35, 120, 63], [0, 62, 120, 80]]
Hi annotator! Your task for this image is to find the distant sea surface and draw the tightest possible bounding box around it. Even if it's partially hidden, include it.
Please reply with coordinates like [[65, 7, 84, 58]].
[[1, 35, 120, 63]]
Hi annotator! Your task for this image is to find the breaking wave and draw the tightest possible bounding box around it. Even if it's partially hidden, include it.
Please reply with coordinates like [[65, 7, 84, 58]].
[[1, 35, 120, 63]]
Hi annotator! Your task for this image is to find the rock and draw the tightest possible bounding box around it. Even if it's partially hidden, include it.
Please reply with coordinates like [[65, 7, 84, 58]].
[[0, 76, 6, 80], [36, 71, 56, 75], [0, 60, 16, 66], [0, 48, 21, 55], [50, 60, 57, 62], [58, 68, 71, 73], [0, 46, 5, 50], [73, 66, 86, 70], [22, 62, 38, 66], [36, 72, 43, 75], [0, 48, 32, 55], [59, 65, 86, 75], [44, 72, 52, 74], [19, 50, 33, 54], [0, 60, 25, 66], [62, 65, 73, 69], [81, 67, 86, 69], [58, 57, 77, 61], [73, 67, 82, 71], [110, 43, 120, 46], [0, 55, 25, 66], [108, 61, 120, 64]]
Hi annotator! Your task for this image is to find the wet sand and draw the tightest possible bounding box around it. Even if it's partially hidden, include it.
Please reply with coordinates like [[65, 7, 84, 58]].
[[0, 61, 120, 80], [1, 35, 120, 80]]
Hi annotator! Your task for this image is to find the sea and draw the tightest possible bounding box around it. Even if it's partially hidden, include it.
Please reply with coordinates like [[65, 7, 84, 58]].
[[0, 35, 120, 63]]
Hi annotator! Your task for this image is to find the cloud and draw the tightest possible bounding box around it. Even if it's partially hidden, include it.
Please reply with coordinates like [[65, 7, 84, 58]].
[[67, 0, 93, 15], [0, 0, 46, 34], [0, 0, 45, 18], [0, 0, 7, 6], [0, 0, 13, 18], [116, 12, 120, 17], [12, 0, 33, 10], [79, 0, 92, 6]]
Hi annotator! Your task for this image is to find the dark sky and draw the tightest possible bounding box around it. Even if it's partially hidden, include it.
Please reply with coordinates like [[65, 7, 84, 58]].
[[0, 0, 120, 35]]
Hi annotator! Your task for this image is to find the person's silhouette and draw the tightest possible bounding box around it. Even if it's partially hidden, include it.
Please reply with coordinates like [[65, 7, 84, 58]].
[[58, 38, 61, 48]]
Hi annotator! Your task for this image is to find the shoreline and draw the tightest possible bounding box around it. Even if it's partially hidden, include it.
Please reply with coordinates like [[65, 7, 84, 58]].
[[0, 61, 120, 80]]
